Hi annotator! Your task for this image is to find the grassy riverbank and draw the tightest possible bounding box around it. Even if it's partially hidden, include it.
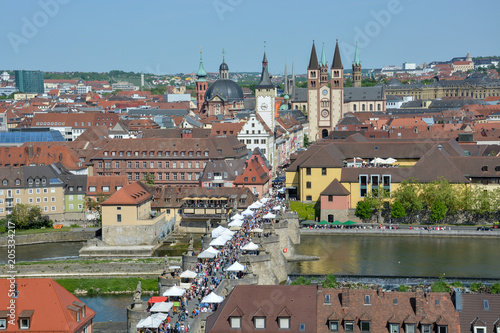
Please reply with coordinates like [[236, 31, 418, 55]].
[[16, 257, 170, 266], [56, 277, 158, 295]]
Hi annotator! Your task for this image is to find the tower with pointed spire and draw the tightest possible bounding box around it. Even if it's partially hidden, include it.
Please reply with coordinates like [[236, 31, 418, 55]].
[[352, 42, 362, 88], [283, 62, 288, 95], [307, 39, 344, 141], [256, 43, 277, 131], [219, 49, 229, 79], [319, 43, 329, 84], [196, 48, 208, 113]]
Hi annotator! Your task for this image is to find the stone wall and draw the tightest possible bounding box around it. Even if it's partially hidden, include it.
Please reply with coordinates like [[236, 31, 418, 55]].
[[102, 216, 166, 246], [0, 228, 98, 247]]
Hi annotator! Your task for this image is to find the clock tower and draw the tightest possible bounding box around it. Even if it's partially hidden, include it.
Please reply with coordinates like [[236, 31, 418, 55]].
[[255, 49, 276, 131]]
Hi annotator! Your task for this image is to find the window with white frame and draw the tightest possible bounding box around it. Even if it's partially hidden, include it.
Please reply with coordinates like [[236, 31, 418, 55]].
[[279, 317, 290, 329], [230, 317, 241, 329], [254, 317, 266, 329]]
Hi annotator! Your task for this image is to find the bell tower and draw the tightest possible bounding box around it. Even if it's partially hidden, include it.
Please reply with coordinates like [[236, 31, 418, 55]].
[[330, 39, 344, 132], [307, 41, 320, 141], [195, 48, 208, 113], [352, 42, 362, 88]]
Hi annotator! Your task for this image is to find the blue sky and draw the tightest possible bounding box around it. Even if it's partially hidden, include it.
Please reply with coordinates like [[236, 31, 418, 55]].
[[1, 0, 498, 75]]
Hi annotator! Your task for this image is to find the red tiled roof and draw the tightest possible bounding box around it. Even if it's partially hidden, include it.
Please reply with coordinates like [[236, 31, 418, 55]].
[[101, 181, 152, 205], [0, 278, 95, 332], [86, 175, 129, 196], [1, 145, 83, 170], [210, 122, 245, 136]]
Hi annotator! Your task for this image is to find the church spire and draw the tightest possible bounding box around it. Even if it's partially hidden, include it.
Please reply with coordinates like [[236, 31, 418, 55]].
[[196, 47, 207, 81], [353, 42, 360, 66], [257, 42, 274, 89], [219, 48, 229, 79], [308, 41, 319, 70], [320, 42, 327, 67], [331, 39, 343, 69], [284, 62, 288, 95]]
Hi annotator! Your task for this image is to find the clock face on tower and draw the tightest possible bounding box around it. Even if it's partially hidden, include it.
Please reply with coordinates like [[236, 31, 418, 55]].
[[321, 109, 329, 118], [322, 89, 328, 96], [261, 103, 268, 110]]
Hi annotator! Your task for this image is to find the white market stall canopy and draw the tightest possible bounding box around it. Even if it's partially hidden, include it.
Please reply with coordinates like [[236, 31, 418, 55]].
[[162, 285, 186, 297], [209, 237, 228, 247], [263, 212, 276, 219], [273, 205, 281, 211], [228, 219, 243, 227], [241, 242, 259, 251], [206, 246, 220, 254], [260, 197, 269, 203], [137, 315, 163, 329], [150, 302, 174, 313], [201, 292, 224, 304], [212, 226, 229, 238], [179, 270, 197, 279], [221, 229, 235, 238], [231, 213, 244, 220], [242, 209, 254, 216], [197, 250, 217, 259], [249, 201, 263, 209], [226, 261, 246, 272], [251, 228, 264, 233]]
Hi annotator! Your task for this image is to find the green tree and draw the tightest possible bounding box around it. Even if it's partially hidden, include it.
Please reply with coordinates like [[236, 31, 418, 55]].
[[9, 204, 31, 229], [86, 194, 110, 225], [392, 179, 424, 212], [322, 274, 338, 288], [303, 135, 309, 148], [144, 173, 155, 187], [355, 200, 372, 222], [391, 200, 406, 219], [430, 201, 447, 222]]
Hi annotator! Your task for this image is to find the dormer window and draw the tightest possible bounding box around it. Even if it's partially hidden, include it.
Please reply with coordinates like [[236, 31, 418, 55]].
[[344, 321, 354, 331], [329, 321, 339, 332], [18, 310, 33, 330], [364, 295, 371, 305], [230, 317, 241, 329], [42, 178, 46, 185], [437, 326, 448, 333], [279, 317, 290, 329], [325, 294, 331, 304], [15, 179, 20, 186], [254, 317, 266, 329]]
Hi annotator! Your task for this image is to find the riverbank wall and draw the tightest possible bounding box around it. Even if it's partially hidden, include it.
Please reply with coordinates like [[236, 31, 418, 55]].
[[0, 227, 99, 247], [0, 258, 177, 279], [300, 228, 500, 238]]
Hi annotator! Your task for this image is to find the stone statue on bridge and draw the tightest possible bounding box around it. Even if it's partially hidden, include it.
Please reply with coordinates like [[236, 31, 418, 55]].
[[133, 281, 142, 304]]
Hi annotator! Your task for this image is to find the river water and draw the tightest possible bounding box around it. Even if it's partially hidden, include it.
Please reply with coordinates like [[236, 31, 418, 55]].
[[4, 234, 499, 322], [287, 234, 499, 278]]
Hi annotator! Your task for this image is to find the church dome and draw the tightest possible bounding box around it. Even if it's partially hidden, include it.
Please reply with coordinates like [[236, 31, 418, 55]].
[[219, 62, 229, 71], [205, 79, 243, 102]]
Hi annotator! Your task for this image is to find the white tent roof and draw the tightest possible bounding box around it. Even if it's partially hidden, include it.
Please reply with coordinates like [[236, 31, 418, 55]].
[[241, 242, 259, 251], [242, 209, 254, 216], [150, 302, 174, 313], [260, 197, 269, 203], [228, 219, 243, 227], [137, 316, 163, 329], [226, 261, 246, 272], [206, 246, 219, 254], [249, 201, 262, 209], [230, 213, 244, 220], [212, 226, 229, 238], [251, 228, 264, 233], [197, 250, 216, 259], [201, 292, 224, 304], [221, 229, 235, 237], [209, 237, 227, 246], [162, 285, 186, 297], [273, 205, 281, 211], [263, 212, 276, 219], [179, 270, 197, 279]]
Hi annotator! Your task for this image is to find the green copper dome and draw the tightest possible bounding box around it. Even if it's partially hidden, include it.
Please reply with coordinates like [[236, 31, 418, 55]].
[[196, 49, 207, 81]]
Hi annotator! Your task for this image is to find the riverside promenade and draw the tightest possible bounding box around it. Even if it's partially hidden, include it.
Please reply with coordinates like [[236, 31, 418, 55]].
[[300, 225, 500, 238]]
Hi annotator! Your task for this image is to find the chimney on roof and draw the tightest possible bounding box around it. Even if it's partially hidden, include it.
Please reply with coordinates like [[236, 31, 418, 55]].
[[27, 145, 34, 158], [415, 291, 426, 317], [181, 129, 193, 139], [341, 288, 350, 308], [377, 287, 384, 298]]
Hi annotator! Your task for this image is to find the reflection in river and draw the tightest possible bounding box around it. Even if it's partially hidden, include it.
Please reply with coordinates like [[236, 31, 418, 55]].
[[287, 235, 499, 278]]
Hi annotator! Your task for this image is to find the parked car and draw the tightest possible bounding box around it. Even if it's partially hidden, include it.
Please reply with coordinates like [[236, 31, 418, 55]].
[[476, 226, 491, 231]]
